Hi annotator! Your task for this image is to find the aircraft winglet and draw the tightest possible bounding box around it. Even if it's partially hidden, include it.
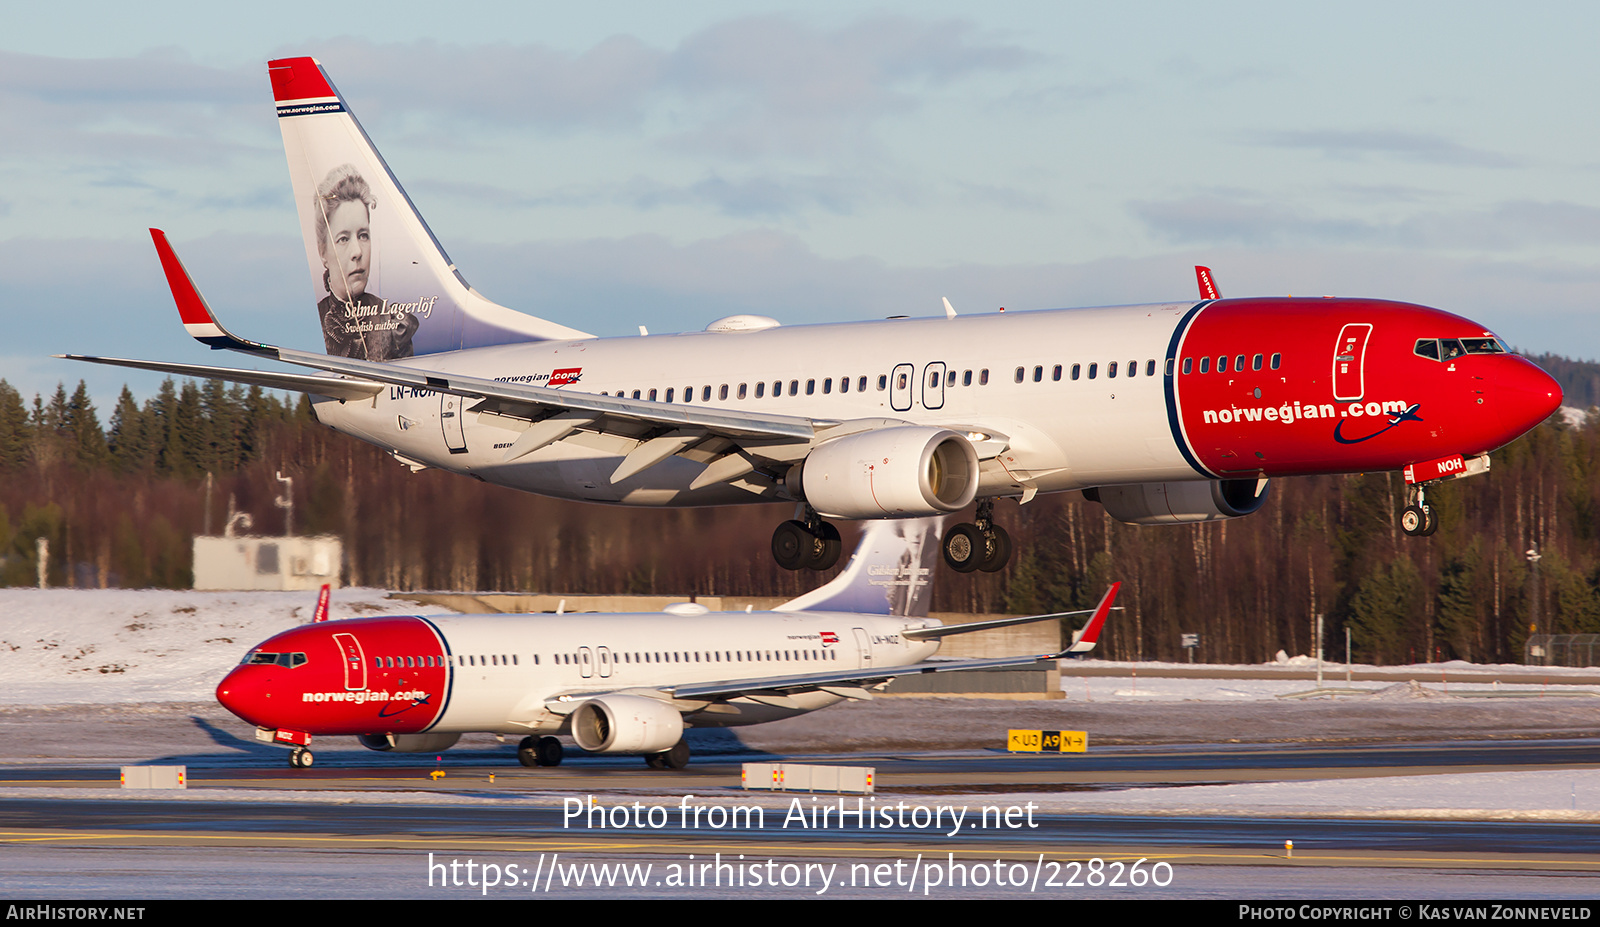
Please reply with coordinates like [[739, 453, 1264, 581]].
[[149, 229, 275, 357], [312, 584, 331, 623], [1195, 266, 1220, 300], [1066, 581, 1119, 653]]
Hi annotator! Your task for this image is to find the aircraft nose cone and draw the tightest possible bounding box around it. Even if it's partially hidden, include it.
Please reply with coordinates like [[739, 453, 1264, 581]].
[[216, 666, 272, 728], [1503, 357, 1563, 433]]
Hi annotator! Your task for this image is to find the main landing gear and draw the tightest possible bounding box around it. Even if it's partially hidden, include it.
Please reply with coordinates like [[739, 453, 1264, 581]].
[[943, 499, 1012, 573], [772, 506, 842, 572], [644, 739, 691, 770], [289, 746, 314, 768], [517, 736, 565, 768], [1401, 484, 1439, 537]]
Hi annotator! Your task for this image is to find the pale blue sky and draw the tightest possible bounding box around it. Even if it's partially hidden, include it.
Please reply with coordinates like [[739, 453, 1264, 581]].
[[3, 1, 1598, 405]]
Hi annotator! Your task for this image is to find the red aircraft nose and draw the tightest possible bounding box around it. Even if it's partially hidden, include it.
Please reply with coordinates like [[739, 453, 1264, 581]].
[[1495, 356, 1563, 442], [216, 665, 276, 729]]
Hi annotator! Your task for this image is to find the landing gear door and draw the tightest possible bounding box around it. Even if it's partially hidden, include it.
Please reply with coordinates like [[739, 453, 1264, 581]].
[[890, 364, 914, 412], [441, 394, 468, 454], [332, 632, 367, 691], [1332, 323, 1372, 401], [922, 362, 946, 410]]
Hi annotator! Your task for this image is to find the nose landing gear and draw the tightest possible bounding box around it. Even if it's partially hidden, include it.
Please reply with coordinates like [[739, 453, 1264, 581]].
[[1401, 485, 1438, 537]]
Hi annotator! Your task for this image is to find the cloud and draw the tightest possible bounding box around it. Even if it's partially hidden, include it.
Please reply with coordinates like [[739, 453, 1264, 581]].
[[1134, 194, 1600, 251], [1250, 129, 1521, 169], [294, 17, 1025, 157]]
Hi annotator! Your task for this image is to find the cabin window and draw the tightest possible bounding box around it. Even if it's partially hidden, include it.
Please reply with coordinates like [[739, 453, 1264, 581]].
[[1108, 361, 1118, 378], [1217, 355, 1228, 373], [664, 388, 674, 402], [683, 386, 692, 402], [1148, 359, 1157, 377], [1270, 353, 1282, 369], [1127, 360, 1137, 378], [962, 370, 972, 386], [1199, 357, 1210, 374], [631, 389, 641, 399], [877, 375, 887, 390], [719, 384, 729, 400], [823, 378, 833, 394], [1252, 354, 1263, 371], [738, 383, 747, 399], [1071, 364, 1081, 381], [840, 376, 850, 393], [755, 381, 765, 398], [1015, 367, 1025, 383], [648, 389, 657, 401], [806, 379, 815, 395], [1052, 364, 1062, 381], [1182, 357, 1192, 374], [860, 376, 870, 392], [1088, 363, 1098, 379]]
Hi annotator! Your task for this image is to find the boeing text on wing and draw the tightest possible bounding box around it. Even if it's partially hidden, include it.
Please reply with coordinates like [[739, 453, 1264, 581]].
[[216, 519, 1119, 768], [65, 57, 1562, 571]]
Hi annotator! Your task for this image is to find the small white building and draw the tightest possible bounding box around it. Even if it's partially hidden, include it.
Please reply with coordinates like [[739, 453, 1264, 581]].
[[192, 535, 343, 591]]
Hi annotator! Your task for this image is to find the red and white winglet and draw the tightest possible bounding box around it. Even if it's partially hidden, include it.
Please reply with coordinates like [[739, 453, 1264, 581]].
[[1066, 581, 1120, 654], [149, 229, 276, 357]]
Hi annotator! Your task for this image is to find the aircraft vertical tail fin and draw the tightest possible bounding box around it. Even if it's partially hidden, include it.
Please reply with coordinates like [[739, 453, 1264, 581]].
[[268, 57, 592, 361], [775, 518, 942, 618]]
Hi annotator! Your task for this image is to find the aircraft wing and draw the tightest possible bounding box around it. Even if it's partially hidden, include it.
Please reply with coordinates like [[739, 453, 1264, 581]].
[[665, 651, 1070, 702], [55, 354, 386, 403], [559, 584, 1119, 707], [131, 228, 823, 447]]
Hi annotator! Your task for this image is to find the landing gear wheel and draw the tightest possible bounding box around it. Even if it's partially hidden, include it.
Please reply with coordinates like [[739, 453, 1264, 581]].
[[517, 736, 539, 767], [772, 520, 810, 571], [943, 523, 983, 573], [289, 747, 313, 769], [808, 521, 842, 571], [644, 753, 667, 769], [1419, 504, 1439, 537], [536, 736, 564, 767], [660, 739, 690, 769], [1401, 504, 1425, 536], [978, 524, 1012, 572], [773, 519, 841, 571]]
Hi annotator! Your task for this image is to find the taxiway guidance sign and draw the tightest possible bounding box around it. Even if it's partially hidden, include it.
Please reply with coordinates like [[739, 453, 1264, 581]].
[[1006, 730, 1086, 753]]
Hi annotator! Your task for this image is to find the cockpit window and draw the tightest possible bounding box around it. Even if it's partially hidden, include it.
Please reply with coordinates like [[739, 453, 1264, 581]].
[[243, 651, 307, 668], [1415, 337, 1507, 361], [1461, 337, 1507, 354]]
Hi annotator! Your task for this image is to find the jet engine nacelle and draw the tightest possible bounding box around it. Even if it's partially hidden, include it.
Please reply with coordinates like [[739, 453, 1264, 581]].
[[792, 426, 980, 519], [357, 732, 462, 753], [570, 694, 685, 755], [1090, 479, 1271, 526]]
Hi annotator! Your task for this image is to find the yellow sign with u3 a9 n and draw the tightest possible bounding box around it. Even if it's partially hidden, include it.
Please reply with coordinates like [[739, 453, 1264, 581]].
[[1007, 730, 1087, 753]]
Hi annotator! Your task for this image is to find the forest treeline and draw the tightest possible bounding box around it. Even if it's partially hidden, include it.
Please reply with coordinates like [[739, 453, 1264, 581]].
[[1, 361, 1597, 666]]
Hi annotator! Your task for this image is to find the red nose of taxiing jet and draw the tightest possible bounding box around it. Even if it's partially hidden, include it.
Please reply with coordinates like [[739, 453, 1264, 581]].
[[216, 664, 273, 729]]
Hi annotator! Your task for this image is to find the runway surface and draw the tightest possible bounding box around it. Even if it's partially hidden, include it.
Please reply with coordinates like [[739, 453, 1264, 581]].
[[4, 737, 1600, 898]]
